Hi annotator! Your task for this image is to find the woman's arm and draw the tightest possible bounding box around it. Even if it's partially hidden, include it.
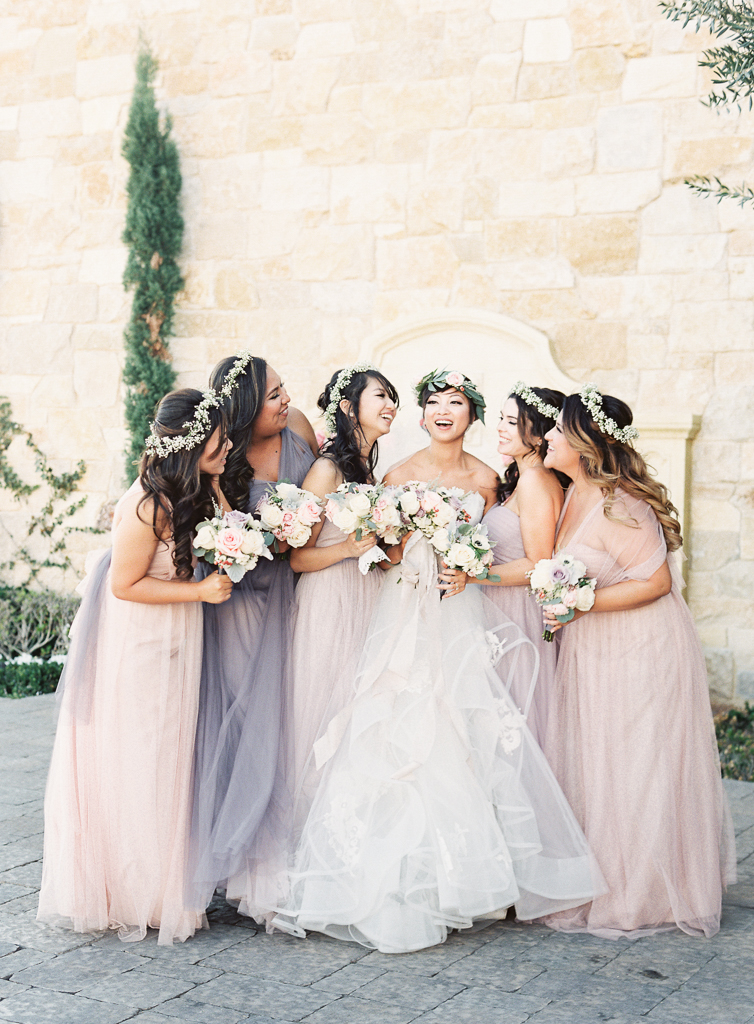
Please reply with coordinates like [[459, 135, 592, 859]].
[[289, 459, 376, 573], [543, 560, 672, 633], [110, 493, 232, 605]]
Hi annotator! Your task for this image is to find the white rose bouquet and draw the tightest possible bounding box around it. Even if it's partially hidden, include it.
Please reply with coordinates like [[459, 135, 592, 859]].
[[325, 482, 407, 574], [434, 521, 500, 583], [391, 483, 473, 547], [255, 481, 322, 551], [526, 551, 596, 641], [193, 508, 273, 583]]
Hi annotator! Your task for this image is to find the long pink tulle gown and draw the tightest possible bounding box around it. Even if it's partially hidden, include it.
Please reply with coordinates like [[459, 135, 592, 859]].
[[37, 482, 206, 945], [482, 502, 557, 745], [542, 487, 736, 939]]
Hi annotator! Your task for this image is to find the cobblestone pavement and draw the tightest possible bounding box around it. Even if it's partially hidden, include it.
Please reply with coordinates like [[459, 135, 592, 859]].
[[0, 695, 752, 1024]]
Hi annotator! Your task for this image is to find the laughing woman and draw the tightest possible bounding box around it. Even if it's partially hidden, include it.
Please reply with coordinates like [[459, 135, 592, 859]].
[[540, 387, 736, 938]]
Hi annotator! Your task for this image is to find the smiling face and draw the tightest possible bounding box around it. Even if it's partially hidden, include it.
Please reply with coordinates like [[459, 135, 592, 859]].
[[497, 397, 534, 461], [543, 416, 580, 477], [198, 427, 232, 476], [423, 387, 473, 441], [345, 375, 397, 441], [251, 366, 290, 440]]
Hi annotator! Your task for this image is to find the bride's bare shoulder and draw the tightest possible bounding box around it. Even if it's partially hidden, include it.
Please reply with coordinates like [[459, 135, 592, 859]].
[[383, 449, 429, 485]]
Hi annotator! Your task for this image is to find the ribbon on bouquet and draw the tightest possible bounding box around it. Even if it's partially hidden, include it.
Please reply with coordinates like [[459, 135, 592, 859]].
[[357, 545, 390, 575]]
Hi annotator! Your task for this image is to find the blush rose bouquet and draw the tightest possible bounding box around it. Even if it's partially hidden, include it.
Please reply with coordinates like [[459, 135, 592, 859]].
[[256, 481, 322, 551], [193, 508, 273, 583], [527, 552, 596, 641], [324, 482, 407, 574], [432, 521, 500, 584]]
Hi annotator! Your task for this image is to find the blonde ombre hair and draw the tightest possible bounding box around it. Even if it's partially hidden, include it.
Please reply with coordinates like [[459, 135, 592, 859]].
[[561, 393, 682, 553]]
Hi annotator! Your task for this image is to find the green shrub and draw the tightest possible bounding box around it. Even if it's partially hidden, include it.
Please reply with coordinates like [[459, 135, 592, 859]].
[[0, 658, 64, 698], [0, 586, 79, 660], [716, 703, 754, 781]]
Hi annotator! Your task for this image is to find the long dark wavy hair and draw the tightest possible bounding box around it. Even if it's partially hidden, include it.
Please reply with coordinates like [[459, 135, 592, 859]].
[[498, 388, 568, 501], [560, 393, 682, 552], [138, 389, 227, 580], [318, 369, 399, 484], [209, 354, 268, 511]]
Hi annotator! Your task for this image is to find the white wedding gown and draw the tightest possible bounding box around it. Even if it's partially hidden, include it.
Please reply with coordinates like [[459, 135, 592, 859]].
[[271, 494, 605, 953]]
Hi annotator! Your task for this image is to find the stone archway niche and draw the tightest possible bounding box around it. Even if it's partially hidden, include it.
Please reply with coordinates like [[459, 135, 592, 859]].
[[360, 308, 699, 543]]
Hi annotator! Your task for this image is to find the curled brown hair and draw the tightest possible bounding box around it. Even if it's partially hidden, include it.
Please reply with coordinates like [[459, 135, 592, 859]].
[[561, 393, 682, 552], [138, 389, 227, 579], [209, 354, 268, 511], [498, 387, 568, 501]]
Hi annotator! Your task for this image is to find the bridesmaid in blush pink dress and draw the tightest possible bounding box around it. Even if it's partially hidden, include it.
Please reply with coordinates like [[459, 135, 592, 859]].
[[475, 384, 566, 745], [37, 389, 233, 945], [540, 387, 736, 939]]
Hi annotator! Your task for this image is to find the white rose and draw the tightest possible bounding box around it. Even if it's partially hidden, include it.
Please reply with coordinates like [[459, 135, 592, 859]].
[[194, 525, 217, 551], [574, 585, 596, 611], [399, 490, 420, 515], [346, 491, 372, 517], [380, 505, 401, 528], [432, 502, 455, 528], [276, 482, 299, 500], [259, 504, 284, 529], [383, 530, 400, 546], [430, 528, 451, 553], [420, 490, 442, 511], [447, 543, 476, 571], [528, 559, 555, 590], [241, 529, 265, 556], [332, 507, 360, 534], [288, 522, 311, 548]]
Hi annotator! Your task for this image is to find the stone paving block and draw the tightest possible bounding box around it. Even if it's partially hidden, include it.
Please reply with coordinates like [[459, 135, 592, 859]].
[[645, 977, 754, 1024], [524, 975, 673, 1020], [412, 983, 548, 1023], [134, 961, 223, 984], [0, 890, 34, 909], [91, 924, 249, 964], [0, 979, 29, 996], [299, 996, 420, 1024], [0, 844, 41, 875], [358, 930, 489, 977], [309, 963, 387, 996], [0, 944, 17, 957], [594, 940, 715, 985], [1, 897, 41, 917], [191, 973, 332, 1020], [199, 933, 366, 986], [12, 947, 149, 992], [0, 949, 54, 980], [438, 954, 545, 993], [152, 991, 257, 1022], [724, 779, 754, 801], [0, 987, 135, 1024], [0, 864, 42, 890], [79, 970, 196, 1009], [356, 970, 465, 1010], [0, 912, 93, 954]]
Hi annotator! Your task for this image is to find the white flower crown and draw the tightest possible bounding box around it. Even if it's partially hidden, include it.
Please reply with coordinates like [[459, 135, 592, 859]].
[[579, 383, 639, 443], [323, 362, 378, 436], [511, 382, 560, 420], [144, 350, 253, 459]]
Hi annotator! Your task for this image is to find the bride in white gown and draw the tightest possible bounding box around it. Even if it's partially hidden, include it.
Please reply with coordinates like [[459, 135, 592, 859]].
[[268, 370, 605, 953]]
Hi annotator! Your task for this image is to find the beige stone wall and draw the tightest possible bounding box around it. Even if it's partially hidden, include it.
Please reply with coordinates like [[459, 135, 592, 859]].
[[1, 0, 753, 697]]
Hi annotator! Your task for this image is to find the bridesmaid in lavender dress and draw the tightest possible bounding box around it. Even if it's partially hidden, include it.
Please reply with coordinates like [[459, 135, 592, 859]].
[[474, 384, 566, 745], [38, 389, 233, 945], [189, 354, 318, 916], [540, 387, 736, 938]]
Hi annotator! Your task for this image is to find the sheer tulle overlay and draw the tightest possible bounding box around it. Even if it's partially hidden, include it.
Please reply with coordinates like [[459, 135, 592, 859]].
[[38, 488, 205, 945], [189, 427, 314, 913], [267, 495, 605, 953], [542, 487, 736, 940], [482, 502, 557, 745]]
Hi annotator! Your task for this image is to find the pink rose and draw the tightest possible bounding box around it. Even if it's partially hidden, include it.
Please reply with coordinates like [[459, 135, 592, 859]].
[[547, 603, 570, 617], [562, 590, 578, 608], [297, 500, 321, 526], [216, 527, 244, 557], [282, 510, 295, 526], [445, 370, 465, 387]]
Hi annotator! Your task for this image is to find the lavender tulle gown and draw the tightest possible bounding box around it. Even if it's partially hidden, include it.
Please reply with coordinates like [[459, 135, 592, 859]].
[[38, 482, 205, 945], [542, 487, 736, 939], [482, 502, 557, 745], [188, 427, 314, 912]]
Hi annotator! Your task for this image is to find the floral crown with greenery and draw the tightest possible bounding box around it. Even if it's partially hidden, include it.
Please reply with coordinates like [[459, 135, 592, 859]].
[[144, 350, 253, 459], [579, 383, 639, 443], [323, 362, 378, 436], [510, 382, 561, 420], [414, 368, 486, 424]]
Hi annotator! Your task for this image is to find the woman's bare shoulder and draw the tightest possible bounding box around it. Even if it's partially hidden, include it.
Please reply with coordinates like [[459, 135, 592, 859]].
[[383, 450, 429, 485]]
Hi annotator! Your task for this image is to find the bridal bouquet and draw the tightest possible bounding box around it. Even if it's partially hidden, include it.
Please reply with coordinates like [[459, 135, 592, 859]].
[[256, 482, 322, 549], [392, 482, 465, 545], [432, 521, 500, 583], [193, 509, 273, 582], [325, 483, 403, 573], [527, 552, 596, 642]]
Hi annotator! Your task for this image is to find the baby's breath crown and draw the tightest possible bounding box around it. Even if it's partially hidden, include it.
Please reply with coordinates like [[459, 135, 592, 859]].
[[414, 368, 486, 424], [578, 383, 639, 444], [144, 350, 253, 459], [324, 362, 378, 436], [510, 382, 560, 420]]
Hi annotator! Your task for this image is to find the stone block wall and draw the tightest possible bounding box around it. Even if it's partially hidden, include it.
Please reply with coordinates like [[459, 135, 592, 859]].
[[0, 0, 753, 698]]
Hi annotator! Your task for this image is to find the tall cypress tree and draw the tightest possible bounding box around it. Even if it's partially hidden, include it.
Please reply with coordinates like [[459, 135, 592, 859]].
[[121, 45, 183, 482]]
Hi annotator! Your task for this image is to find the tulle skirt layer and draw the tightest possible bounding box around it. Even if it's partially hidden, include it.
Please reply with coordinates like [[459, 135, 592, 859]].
[[267, 537, 604, 953], [542, 589, 736, 939], [38, 551, 206, 945]]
